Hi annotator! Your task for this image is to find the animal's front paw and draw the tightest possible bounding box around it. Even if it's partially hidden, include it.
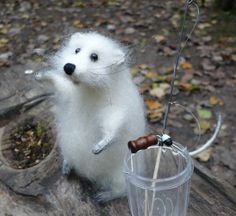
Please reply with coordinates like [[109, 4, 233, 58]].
[[92, 139, 108, 154], [92, 144, 104, 154], [62, 160, 72, 176]]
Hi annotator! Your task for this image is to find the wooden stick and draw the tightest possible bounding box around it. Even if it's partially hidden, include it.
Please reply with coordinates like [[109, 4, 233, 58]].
[[144, 189, 148, 216], [149, 147, 162, 216]]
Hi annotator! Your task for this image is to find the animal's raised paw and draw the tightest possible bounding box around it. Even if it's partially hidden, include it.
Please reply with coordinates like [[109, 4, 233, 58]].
[[92, 139, 110, 154], [94, 191, 114, 203], [92, 145, 103, 154], [62, 160, 72, 176]]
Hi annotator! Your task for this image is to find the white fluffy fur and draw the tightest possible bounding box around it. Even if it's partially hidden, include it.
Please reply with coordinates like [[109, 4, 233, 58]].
[[36, 32, 146, 202]]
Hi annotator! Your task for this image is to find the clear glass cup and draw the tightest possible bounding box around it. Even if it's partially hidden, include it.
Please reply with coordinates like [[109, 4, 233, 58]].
[[124, 143, 193, 216]]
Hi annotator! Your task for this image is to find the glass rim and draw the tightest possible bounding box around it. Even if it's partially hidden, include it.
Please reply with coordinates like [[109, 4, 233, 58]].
[[123, 142, 194, 190]]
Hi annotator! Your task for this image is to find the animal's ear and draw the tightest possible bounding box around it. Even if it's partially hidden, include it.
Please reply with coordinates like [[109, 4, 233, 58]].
[[113, 49, 125, 65], [70, 32, 83, 41]]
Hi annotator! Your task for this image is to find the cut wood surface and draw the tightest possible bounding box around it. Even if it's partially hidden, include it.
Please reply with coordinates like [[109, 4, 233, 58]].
[[0, 66, 236, 216]]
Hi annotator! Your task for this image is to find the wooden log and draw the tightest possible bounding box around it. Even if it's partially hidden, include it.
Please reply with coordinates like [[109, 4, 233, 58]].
[[194, 160, 236, 205], [1, 146, 236, 216]]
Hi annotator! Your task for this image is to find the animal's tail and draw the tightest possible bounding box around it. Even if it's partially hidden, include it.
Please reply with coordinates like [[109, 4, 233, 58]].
[[189, 114, 222, 156]]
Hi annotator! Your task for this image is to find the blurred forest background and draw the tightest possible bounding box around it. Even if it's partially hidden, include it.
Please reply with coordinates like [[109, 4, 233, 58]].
[[0, 0, 235, 190]]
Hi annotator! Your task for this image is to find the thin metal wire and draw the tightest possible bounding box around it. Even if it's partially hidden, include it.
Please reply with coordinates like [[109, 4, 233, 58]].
[[162, 0, 200, 133]]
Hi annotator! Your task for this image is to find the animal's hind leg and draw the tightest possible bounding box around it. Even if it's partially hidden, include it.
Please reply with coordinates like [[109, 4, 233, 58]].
[[95, 174, 126, 203]]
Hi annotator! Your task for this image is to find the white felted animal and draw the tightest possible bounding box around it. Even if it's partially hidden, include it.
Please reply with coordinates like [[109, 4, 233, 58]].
[[36, 32, 146, 202]]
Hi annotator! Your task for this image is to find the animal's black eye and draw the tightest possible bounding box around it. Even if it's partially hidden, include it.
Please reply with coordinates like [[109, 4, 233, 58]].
[[75, 48, 81, 54], [90, 53, 98, 62]]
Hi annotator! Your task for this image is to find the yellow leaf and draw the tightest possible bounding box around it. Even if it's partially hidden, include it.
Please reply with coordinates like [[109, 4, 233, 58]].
[[199, 120, 212, 130], [0, 38, 8, 48], [130, 67, 139, 76], [108, 0, 120, 6], [147, 110, 163, 123], [35, 56, 44, 63], [72, 1, 85, 7], [178, 83, 200, 92], [153, 34, 166, 43], [196, 149, 212, 162], [180, 62, 193, 70], [0, 25, 8, 34], [138, 64, 148, 70], [194, 120, 212, 135], [150, 83, 170, 98], [145, 71, 156, 80], [209, 96, 224, 106], [145, 99, 162, 110], [73, 20, 84, 28]]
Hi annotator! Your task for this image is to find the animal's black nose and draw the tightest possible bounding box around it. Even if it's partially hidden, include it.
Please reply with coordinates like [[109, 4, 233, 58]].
[[64, 63, 76, 75]]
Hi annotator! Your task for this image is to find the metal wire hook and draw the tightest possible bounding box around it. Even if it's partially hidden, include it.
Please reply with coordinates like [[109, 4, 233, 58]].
[[162, 0, 200, 133], [187, 0, 194, 4]]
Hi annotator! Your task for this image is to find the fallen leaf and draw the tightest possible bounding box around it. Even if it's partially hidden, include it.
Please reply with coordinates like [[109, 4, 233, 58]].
[[0, 60, 10, 67], [201, 58, 216, 71], [150, 87, 165, 99], [0, 24, 8, 34], [162, 67, 173, 74], [40, 21, 47, 27], [145, 99, 162, 110], [138, 85, 150, 94], [209, 96, 224, 106], [180, 73, 193, 83], [197, 108, 212, 119], [35, 56, 44, 63], [153, 34, 166, 44], [0, 51, 12, 66], [139, 38, 147, 49], [183, 114, 194, 121], [0, 38, 9, 48], [107, 0, 120, 6], [231, 54, 236, 62], [154, 12, 162, 18], [212, 55, 223, 62], [178, 83, 200, 93], [72, 0, 85, 7], [163, 46, 176, 56], [196, 149, 212, 162], [202, 36, 212, 43], [73, 20, 84, 28], [159, 83, 170, 91], [198, 23, 211, 30], [199, 120, 212, 130], [180, 62, 193, 70], [124, 27, 135, 34], [194, 120, 212, 135], [138, 64, 149, 70], [156, 74, 168, 82], [170, 13, 180, 28], [130, 67, 139, 76], [150, 83, 170, 98], [145, 71, 157, 80], [147, 110, 163, 123], [0, 52, 12, 60]]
